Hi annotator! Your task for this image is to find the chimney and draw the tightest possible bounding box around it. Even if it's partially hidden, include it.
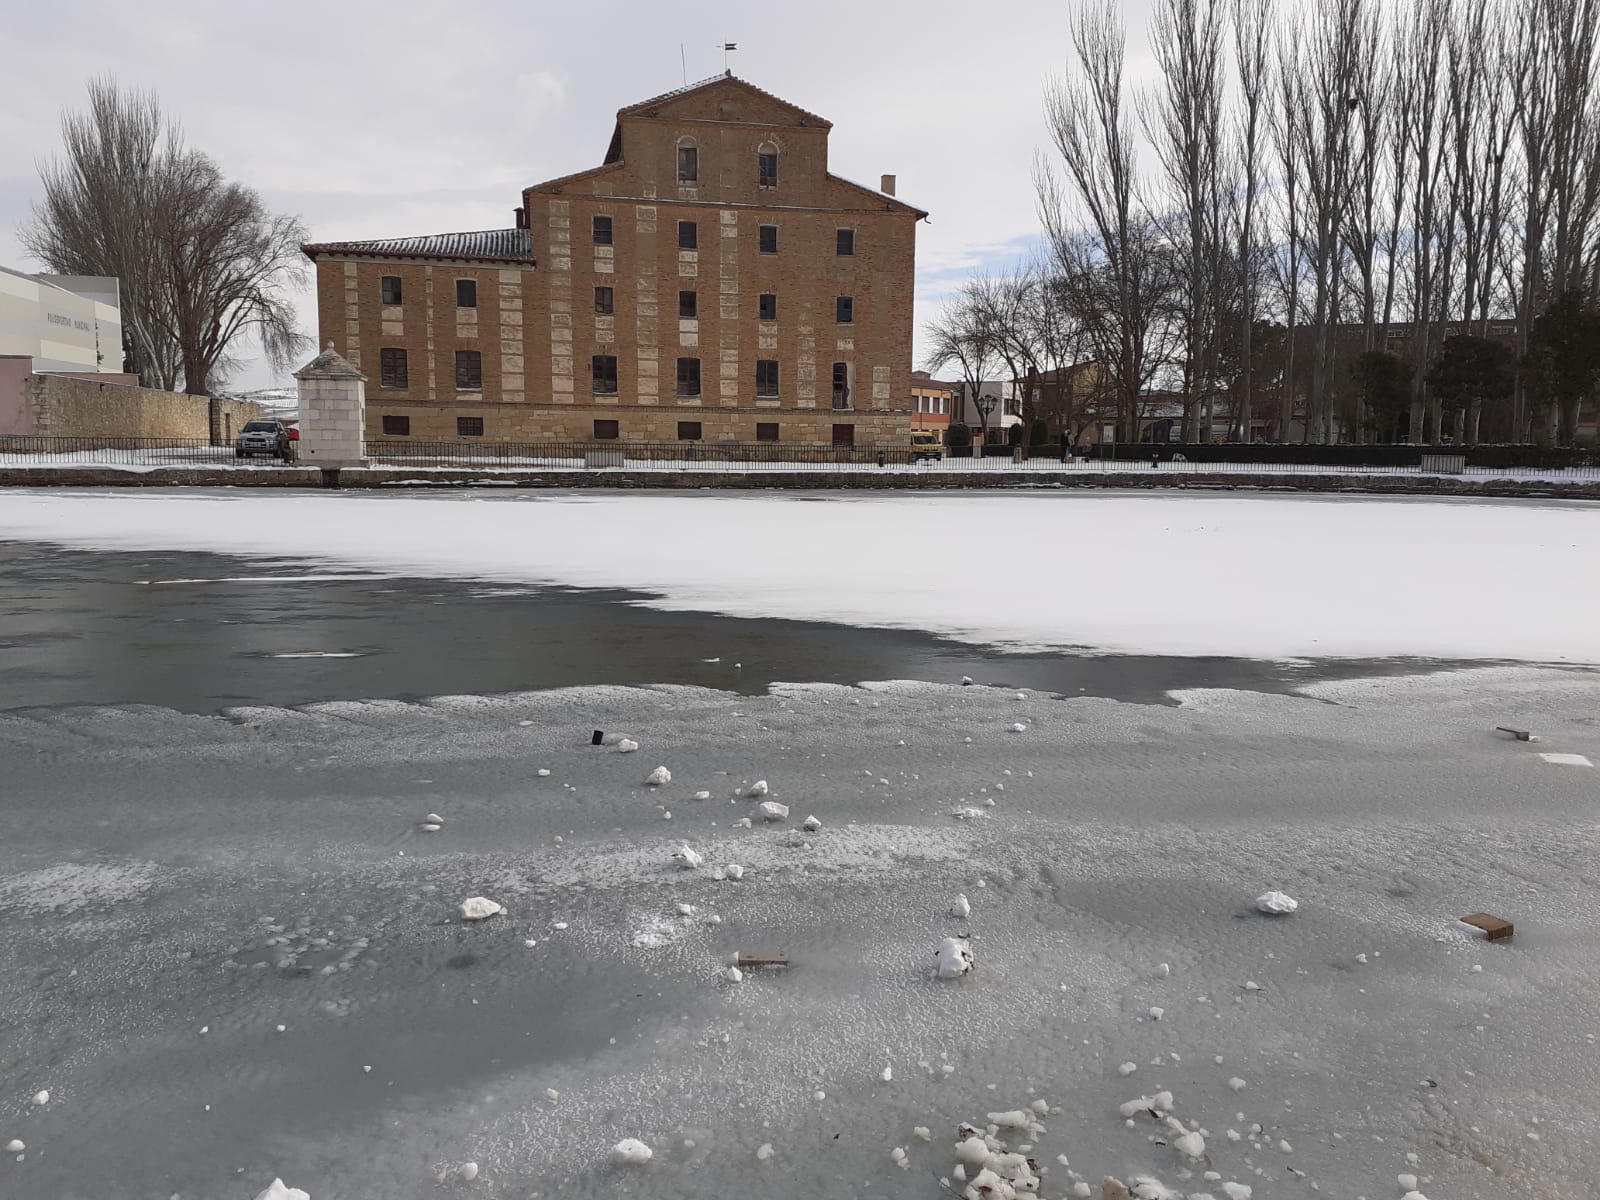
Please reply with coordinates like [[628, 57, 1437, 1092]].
[[880, 174, 896, 196], [514, 206, 528, 230]]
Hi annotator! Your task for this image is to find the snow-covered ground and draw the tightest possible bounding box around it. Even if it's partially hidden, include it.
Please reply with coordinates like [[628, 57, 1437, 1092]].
[[0, 489, 1596, 661], [2, 670, 1597, 1198]]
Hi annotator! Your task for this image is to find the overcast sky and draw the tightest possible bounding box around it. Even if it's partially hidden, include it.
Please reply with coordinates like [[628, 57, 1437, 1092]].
[[1, 0, 1161, 391]]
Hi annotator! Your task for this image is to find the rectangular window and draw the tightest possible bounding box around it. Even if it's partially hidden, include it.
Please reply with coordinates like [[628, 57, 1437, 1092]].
[[832, 423, 855, 447], [678, 220, 698, 250], [592, 355, 619, 394], [836, 228, 855, 256], [456, 416, 484, 438], [676, 357, 701, 397], [594, 285, 614, 315], [677, 420, 703, 441], [454, 350, 483, 391], [381, 275, 402, 305], [592, 215, 613, 245], [593, 419, 619, 440], [758, 151, 779, 188], [455, 279, 477, 307], [379, 347, 408, 389], [679, 290, 698, 319], [677, 146, 698, 184], [758, 293, 777, 321], [381, 414, 410, 436], [832, 361, 851, 409], [836, 295, 854, 324], [755, 422, 780, 442], [758, 224, 777, 254], [756, 359, 779, 398]]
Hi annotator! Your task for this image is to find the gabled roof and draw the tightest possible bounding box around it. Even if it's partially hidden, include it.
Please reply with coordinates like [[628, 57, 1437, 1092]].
[[616, 72, 832, 128], [605, 73, 832, 165], [301, 228, 535, 265]]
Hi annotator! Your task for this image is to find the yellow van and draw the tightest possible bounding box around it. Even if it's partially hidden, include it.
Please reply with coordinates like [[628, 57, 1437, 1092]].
[[910, 431, 943, 461]]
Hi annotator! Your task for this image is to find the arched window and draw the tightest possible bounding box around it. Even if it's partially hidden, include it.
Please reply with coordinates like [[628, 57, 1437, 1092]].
[[676, 137, 698, 185], [758, 143, 779, 188]]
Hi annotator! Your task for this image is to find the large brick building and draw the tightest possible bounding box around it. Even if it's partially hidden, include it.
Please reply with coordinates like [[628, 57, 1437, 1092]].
[[302, 74, 926, 450]]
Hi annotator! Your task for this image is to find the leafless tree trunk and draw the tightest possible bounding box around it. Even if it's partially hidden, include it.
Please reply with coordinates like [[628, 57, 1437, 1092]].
[[1143, 0, 1229, 444], [1040, 2, 1170, 444], [1295, 0, 1366, 445], [1231, 0, 1273, 443], [1269, 33, 1307, 440]]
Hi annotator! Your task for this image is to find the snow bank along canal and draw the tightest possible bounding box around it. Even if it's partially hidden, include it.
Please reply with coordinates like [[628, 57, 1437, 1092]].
[[2, 667, 1598, 1197], [0, 488, 1597, 662]]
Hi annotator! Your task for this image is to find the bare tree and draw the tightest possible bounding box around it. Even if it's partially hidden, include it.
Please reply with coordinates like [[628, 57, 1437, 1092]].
[[21, 79, 181, 389], [21, 77, 310, 406], [922, 290, 1004, 445], [1229, 0, 1274, 442], [1267, 27, 1307, 440], [1143, 0, 1230, 443], [1040, 2, 1172, 443]]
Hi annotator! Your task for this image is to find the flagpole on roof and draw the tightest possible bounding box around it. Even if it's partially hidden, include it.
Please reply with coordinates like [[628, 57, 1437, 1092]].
[[721, 42, 737, 72]]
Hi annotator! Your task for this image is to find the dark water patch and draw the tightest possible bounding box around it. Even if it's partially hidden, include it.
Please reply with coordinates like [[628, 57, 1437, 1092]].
[[0, 539, 1488, 715]]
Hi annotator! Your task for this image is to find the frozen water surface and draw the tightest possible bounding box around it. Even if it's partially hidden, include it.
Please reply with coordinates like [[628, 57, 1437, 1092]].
[[0, 491, 1598, 1198], [0, 669, 1597, 1197]]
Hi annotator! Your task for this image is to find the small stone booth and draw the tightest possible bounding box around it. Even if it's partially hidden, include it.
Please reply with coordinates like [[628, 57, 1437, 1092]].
[[294, 342, 367, 470]]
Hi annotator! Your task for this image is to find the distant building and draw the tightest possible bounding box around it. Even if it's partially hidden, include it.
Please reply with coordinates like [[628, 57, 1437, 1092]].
[[910, 371, 955, 434], [0, 267, 124, 374], [1, 267, 138, 436], [302, 73, 927, 450]]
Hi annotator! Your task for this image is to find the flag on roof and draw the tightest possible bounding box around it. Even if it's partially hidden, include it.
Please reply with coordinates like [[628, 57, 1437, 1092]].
[[723, 43, 737, 50]]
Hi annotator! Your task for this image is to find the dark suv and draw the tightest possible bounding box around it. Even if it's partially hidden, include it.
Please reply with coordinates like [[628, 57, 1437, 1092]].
[[235, 419, 291, 460]]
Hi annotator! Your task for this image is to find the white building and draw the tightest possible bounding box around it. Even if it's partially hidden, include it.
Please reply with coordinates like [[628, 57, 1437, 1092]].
[[950, 379, 1023, 444], [0, 267, 123, 373]]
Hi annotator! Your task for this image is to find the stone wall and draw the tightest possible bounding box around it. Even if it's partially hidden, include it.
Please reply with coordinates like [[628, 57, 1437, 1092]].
[[21, 374, 259, 440]]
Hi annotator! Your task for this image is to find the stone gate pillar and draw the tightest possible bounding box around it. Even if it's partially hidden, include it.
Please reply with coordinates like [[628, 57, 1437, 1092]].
[[294, 341, 367, 468]]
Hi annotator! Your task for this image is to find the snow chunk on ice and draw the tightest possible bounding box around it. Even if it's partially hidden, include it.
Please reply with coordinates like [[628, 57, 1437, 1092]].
[[645, 766, 671, 786], [1118, 1062, 1138, 1076], [758, 800, 789, 822], [724, 966, 743, 983], [1255, 891, 1298, 914], [458, 1162, 479, 1181], [937, 937, 975, 980], [1540, 752, 1592, 766], [723, 863, 744, 881], [756, 1142, 775, 1161], [987, 1110, 1033, 1130], [611, 1138, 652, 1165], [253, 1182, 310, 1200], [536, 768, 551, 777], [616, 739, 640, 753], [1148, 1006, 1165, 1020], [802, 814, 822, 832], [1220, 1184, 1252, 1200], [671, 845, 704, 869], [459, 897, 503, 921], [31, 1090, 48, 1106], [1398, 1174, 1419, 1191], [955, 1136, 992, 1166], [951, 893, 972, 919], [693, 790, 711, 800], [1009, 723, 1027, 733], [746, 780, 769, 797], [5, 1140, 23, 1153]]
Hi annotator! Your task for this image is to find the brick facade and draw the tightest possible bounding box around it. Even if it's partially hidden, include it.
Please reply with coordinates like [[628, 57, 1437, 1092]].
[[304, 75, 925, 450]]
